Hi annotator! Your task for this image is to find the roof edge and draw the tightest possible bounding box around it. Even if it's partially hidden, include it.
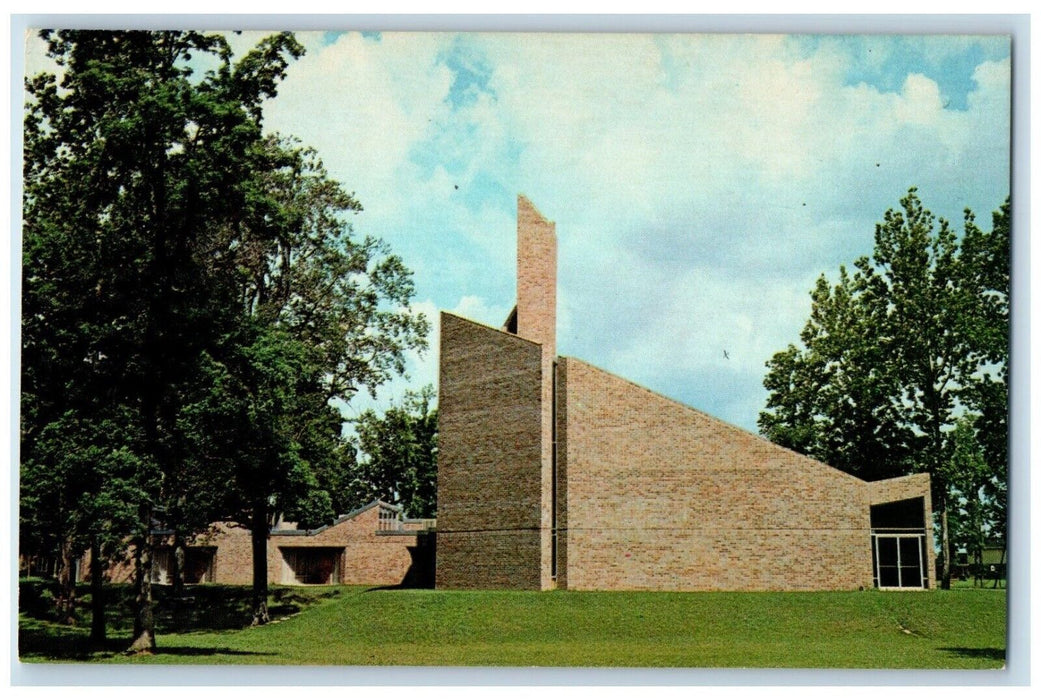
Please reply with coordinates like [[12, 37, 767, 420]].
[[441, 310, 543, 349], [558, 355, 868, 487], [272, 499, 401, 537]]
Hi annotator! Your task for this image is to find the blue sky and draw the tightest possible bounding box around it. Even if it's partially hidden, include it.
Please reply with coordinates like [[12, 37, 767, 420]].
[[24, 31, 1013, 433], [246, 31, 1011, 432]]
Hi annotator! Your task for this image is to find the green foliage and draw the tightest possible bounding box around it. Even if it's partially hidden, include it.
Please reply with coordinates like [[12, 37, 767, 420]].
[[758, 268, 915, 480], [22, 29, 287, 637], [197, 135, 430, 537], [21, 29, 428, 638], [22, 28, 305, 544], [348, 386, 439, 519], [759, 189, 1009, 587]]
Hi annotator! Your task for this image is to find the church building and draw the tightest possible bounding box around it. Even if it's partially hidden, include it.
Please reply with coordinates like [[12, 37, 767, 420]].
[[435, 196, 934, 591]]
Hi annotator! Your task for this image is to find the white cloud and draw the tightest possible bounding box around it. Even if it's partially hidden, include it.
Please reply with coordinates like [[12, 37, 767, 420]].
[[450, 295, 512, 329], [896, 73, 945, 125], [262, 32, 453, 216]]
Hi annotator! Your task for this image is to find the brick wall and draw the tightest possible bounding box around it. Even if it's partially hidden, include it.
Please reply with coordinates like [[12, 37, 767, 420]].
[[516, 194, 556, 357], [867, 472, 933, 506], [98, 503, 419, 587], [556, 357, 876, 591], [272, 506, 417, 586], [435, 311, 545, 589], [434, 195, 934, 592], [515, 195, 558, 588]]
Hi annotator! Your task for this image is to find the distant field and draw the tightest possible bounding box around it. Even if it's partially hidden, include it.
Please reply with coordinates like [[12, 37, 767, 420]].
[[18, 582, 1006, 668]]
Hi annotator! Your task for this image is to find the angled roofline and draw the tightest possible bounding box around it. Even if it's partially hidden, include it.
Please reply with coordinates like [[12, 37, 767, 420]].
[[441, 310, 544, 349], [558, 354, 870, 487], [271, 500, 401, 537]]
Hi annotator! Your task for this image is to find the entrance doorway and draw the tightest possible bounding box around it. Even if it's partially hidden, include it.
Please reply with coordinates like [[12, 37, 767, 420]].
[[280, 547, 343, 585], [872, 533, 926, 588], [870, 496, 929, 589]]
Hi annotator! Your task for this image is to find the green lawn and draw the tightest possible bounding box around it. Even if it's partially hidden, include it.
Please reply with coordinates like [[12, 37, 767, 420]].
[[18, 583, 1006, 668]]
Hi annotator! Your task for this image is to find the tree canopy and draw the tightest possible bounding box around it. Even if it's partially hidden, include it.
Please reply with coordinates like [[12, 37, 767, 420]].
[[759, 188, 1009, 589], [21, 29, 427, 647], [348, 386, 439, 520]]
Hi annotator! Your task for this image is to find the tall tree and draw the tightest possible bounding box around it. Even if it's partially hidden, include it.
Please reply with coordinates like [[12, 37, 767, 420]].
[[959, 199, 1010, 570], [759, 268, 916, 481], [191, 137, 429, 624], [948, 416, 991, 585], [22, 29, 306, 651], [759, 189, 1009, 590]]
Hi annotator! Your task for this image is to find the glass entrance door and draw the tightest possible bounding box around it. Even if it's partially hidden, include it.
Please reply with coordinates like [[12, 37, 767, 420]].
[[872, 533, 926, 589]]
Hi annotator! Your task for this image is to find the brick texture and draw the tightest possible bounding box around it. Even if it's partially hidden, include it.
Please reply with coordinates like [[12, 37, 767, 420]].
[[515, 194, 558, 588], [516, 194, 556, 357], [435, 311, 545, 589], [556, 357, 875, 591], [100, 503, 420, 587]]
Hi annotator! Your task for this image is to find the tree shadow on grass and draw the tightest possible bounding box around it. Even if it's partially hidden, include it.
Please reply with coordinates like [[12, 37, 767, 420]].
[[143, 646, 273, 658], [18, 627, 272, 662], [20, 580, 326, 635], [939, 647, 1006, 662], [18, 627, 127, 662]]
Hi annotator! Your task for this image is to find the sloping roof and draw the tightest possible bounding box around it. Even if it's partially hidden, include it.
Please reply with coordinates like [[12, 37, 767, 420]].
[[271, 500, 401, 537]]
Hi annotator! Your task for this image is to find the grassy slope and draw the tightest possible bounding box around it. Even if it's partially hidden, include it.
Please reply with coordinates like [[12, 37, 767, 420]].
[[20, 585, 1006, 668]]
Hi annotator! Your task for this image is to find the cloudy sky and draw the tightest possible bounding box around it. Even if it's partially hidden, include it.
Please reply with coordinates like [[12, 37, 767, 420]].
[[24, 29, 1013, 433]]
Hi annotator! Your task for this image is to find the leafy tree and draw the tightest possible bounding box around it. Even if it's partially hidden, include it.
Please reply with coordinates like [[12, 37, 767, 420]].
[[194, 137, 429, 624], [759, 189, 1009, 589], [19, 408, 143, 629], [22, 29, 307, 651], [959, 199, 1010, 572], [350, 386, 439, 519], [948, 417, 991, 585], [759, 269, 916, 481]]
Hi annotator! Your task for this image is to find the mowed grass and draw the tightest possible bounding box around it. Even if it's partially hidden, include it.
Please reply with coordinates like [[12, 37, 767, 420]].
[[19, 584, 1006, 668]]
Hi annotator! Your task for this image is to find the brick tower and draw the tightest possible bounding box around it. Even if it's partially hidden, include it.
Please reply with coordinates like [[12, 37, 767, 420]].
[[514, 195, 557, 589], [435, 196, 558, 589]]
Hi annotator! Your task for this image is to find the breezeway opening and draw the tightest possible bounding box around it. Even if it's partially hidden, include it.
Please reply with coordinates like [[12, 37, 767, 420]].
[[280, 547, 344, 585]]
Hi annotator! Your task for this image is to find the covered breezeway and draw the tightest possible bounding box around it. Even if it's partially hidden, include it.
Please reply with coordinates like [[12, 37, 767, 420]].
[[279, 547, 344, 585]]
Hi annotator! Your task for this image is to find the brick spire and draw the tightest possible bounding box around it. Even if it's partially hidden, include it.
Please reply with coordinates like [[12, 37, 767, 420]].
[[516, 194, 557, 360]]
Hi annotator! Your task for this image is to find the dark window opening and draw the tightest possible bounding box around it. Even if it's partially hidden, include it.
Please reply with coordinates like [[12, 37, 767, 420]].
[[871, 497, 926, 531], [871, 497, 928, 589]]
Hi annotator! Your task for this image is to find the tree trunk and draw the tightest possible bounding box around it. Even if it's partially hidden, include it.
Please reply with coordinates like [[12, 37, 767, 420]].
[[939, 494, 952, 590], [172, 532, 185, 599], [250, 499, 270, 626], [54, 537, 77, 625], [170, 531, 188, 629], [127, 536, 157, 654], [89, 537, 106, 644]]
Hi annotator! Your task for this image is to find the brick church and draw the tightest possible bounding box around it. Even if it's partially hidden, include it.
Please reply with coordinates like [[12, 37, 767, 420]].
[[84, 197, 934, 593], [434, 196, 935, 591]]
